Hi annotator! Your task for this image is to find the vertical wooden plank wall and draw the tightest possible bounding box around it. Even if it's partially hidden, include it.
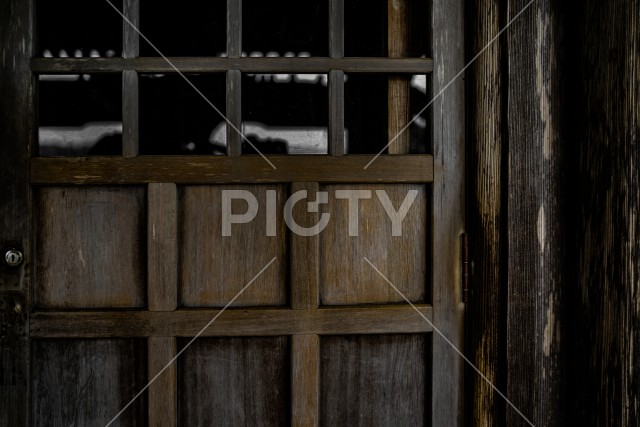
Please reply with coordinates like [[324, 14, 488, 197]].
[[0, 0, 32, 425], [466, 0, 505, 424], [570, 0, 640, 424], [505, 0, 566, 425]]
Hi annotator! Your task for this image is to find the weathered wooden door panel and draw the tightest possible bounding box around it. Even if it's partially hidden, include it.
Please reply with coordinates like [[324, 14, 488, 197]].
[[0, 0, 464, 426]]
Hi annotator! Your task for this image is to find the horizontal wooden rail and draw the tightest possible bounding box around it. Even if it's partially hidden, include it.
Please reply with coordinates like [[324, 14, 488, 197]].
[[30, 155, 433, 184], [31, 57, 433, 74], [30, 305, 434, 338]]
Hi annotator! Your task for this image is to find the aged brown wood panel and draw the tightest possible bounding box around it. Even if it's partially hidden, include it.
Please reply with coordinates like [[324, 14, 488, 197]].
[[320, 184, 427, 305], [179, 185, 287, 307], [148, 183, 178, 311], [505, 0, 565, 425], [0, 0, 32, 425], [35, 187, 146, 308], [291, 334, 319, 427], [178, 336, 290, 426], [148, 337, 177, 427], [30, 155, 434, 185], [320, 334, 429, 426], [31, 57, 434, 74], [466, 0, 505, 425], [30, 305, 434, 338], [431, 0, 466, 423], [31, 339, 147, 427], [569, 0, 640, 424]]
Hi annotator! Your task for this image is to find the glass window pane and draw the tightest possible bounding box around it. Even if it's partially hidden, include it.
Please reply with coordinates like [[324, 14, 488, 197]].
[[243, 0, 328, 56], [345, 73, 431, 154], [140, 0, 226, 57], [38, 74, 122, 156], [241, 73, 328, 155], [139, 73, 226, 155], [37, 0, 122, 58]]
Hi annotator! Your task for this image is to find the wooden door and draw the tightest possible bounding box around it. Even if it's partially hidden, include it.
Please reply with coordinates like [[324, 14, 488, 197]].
[[0, 0, 464, 425]]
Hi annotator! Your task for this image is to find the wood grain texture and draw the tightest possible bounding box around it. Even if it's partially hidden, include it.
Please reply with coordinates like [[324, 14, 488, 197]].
[[226, 0, 242, 58], [320, 334, 428, 426], [320, 184, 427, 305], [148, 184, 177, 311], [31, 339, 147, 427], [148, 337, 176, 427], [179, 185, 287, 307], [35, 187, 146, 308], [123, 0, 139, 59], [290, 183, 320, 309], [122, 70, 139, 157], [568, 0, 640, 424], [30, 305, 434, 337], [226, 70, 242, 156], [30, 155, 433, 184], [0, 0, 32, 424], [329, 0, 344, 58], [431, 0, 466, 423], [31, 57, 434, 74], [291, 334, 319, 427], [178, 336, 290, 426], [505, 1, 565, 425], [329, 70, 346, 155], [467, 0, 505, 425], [388, 0, 411, 154]]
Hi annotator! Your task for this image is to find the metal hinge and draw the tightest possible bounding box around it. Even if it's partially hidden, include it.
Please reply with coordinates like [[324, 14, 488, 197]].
[[462, 233, 470, 303]]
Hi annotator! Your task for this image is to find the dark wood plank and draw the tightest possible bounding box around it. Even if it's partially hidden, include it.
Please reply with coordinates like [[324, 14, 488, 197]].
[[431, 0, 466, 424], [329, 0, 344, 58], [0, 0, 32, 423], [226, 70, 242, 156], [568, 0, 640, 425], [178, 336, 289, 426], [320, 334, 428, 426], [320, 184, 427, 305], [123, 0, 139, 59], [179, 185, 287, 307], [226, 0, 242, 58], [30, 305, 435, 338], [292, 334, 319, 427], [31, 339, 147, 427], [35, 187, 146, 308], [148, 184, 177, 311], [329, 70, 346, 155], [505, 1, 566, 426], [31, 57, 434, 74], [148, 337, 176, 427], [467, 0, 505, 424], [122, 70, 139, 157], [388, 0, 411, 154], [290, 183, 320, 309], [30, 155, 434, 184]]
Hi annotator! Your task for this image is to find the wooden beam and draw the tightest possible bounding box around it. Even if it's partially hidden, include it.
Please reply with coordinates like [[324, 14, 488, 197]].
[[30, 305, 434, 338], [30, 57, 434, 74], [431, 0, 465, 424], [290, 183, 320, 309], [148, 337, 177, 427], [291, 334, 319, 427], [30, 155, 434, 184], [388, 0, 411, 154], [122, 70, 139, 157], [329, 70, 345, 155], [226, 70, 242, 156], [147, 183, 178, 311], [123, 0, 139, 59]]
